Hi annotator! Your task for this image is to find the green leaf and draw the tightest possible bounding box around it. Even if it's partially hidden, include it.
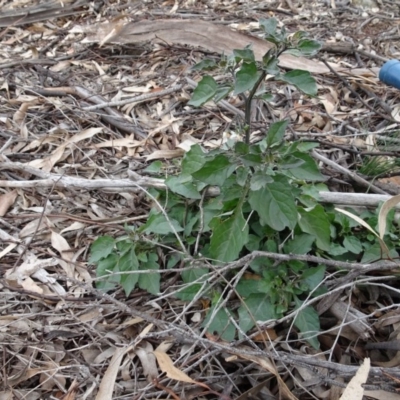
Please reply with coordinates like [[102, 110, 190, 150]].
[[233, 47, 255, 63], [259, 18, 278, 35], [167, 253, 182, 269], [96, 253, 118, 291], [214, 85, 232, 103], [298, 205, 330, 251], [234, 141, 249, 155], [209, 209, 249, 262], [138, 252, 160, 295], [182, 144, 207, 175], [119, 247, 140, 296], [285, 152, 325, 181], [181, 267, 209, 283], [188, 76, 218, 107], [166, 174, 202, 199], [178, 266, 208, 297], [266, 120, 289, 148], [116, 239, 133, 255], [241, 153, 263, 167], [296, 142, 320, 152], [262, 51, 280, 75], [191, 59, 217, 71], [301, 183, 328, 201], [280, 70, 317, 96], [143, 160, 163, 174], [280, 155, 306, 170], [192, 154, 235, 186], [176, 284, 204, 301], [301, 265, 325, 291], [249, 172, 274, 191], [202, 306, 236, 341], [238, 293, 277, 335], [234, 62, 260, 95], [361, 242, 398, 263], [297, 39, 322, 57], [284, 234, 315, 255], [293, 299, 320, 349], [89, 236, 115, 263], [343, 236, 363, 254], [236, 166, 249, 186], [142, 213, 184, 235], [248, 176, 297, 231], [256, 92, 274, 102]]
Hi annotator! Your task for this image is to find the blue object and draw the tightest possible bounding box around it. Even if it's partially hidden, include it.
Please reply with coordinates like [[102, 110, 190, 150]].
[[379, 60, 400, 90]]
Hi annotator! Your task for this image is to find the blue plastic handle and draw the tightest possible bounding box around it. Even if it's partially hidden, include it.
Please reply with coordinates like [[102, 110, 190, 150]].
[[379, 60, 400, 90]]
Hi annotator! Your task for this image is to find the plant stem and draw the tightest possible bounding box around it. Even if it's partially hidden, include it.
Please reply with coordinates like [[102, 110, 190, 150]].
[[244, 70, 267, 144]]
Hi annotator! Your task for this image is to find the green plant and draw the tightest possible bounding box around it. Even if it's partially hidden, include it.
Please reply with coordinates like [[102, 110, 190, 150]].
[[188, 18, 321, 144], [89, 19, 399, 349]]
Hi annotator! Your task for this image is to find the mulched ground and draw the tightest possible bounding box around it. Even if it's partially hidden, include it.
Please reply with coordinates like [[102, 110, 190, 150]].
[[2, 0, 400, 399]]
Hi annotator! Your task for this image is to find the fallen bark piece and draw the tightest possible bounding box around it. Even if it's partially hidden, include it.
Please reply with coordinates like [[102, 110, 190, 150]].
[[78, 19, 379, 77]]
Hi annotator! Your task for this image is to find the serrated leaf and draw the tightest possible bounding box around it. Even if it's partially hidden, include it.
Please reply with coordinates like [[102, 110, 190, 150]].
[[301, 265, 325, 291], [233, 47, 255, 63], [248, 177, 297, 231], [188, 76, 218, 107], [234, 62, 260, 95], [209, 210, 249, 262], [343, 236, 363, 254], [142, 213, 184, 235], [280, 70, 317, 96], [266, 120, 289, 148], [298, 205, 330, 251], [89, 236, 116, 263], [143, 160, 163, 174], [96, 253, 118, 291], [166, 174, 202, 199], [285, 152, 325, 181], [297, 39, 322, 57], [293, 299, 320, 349], [120, 248, 140, 296], [202, 306, 236, 341], [181, 144, 207, 175], [238, 293, 276, 334], [192, 154, 235, 186], [284, 233, 315, 254], [262, 52, 280, 75], [249, 172, 274, 191], [138, 252, 160, 295], [236, 166, 249, 186], [259, 18, 278, 35], [176, 284, 204, 301], [214, 85, 232, 102]]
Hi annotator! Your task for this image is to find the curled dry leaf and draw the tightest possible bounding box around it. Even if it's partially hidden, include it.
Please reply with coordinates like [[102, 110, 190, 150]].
[[335, 208, 389, 257], [153, 349, 196, 384], [95, 345, 133, 400], [378, 194, 400, 239], [339, 358, 370, 400], [0, 189, 17, 216]]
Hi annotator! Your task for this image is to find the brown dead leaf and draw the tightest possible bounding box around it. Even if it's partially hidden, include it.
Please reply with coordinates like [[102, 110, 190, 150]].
[[0, 189, 17, 216], [136, 341, 158, 381], [378, 194, 400, 239], [340, 358, 370, 400], [234, 350, 297, 400], [153, 350, 196, 384], [146, 149, 185, 161], [96, 345, 133, 400]]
